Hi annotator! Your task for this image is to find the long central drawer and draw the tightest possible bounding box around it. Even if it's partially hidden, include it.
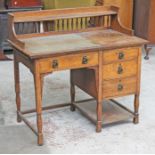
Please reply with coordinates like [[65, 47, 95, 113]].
[[39, 52, 99, 73], [102, 59, 137, 80]]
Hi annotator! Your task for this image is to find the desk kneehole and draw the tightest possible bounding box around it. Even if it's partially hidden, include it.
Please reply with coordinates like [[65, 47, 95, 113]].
[[38, 52, 99, 73]]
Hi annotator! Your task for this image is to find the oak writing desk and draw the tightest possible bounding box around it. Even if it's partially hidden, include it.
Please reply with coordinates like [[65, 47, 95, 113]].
[[8, 6, 147, 145]]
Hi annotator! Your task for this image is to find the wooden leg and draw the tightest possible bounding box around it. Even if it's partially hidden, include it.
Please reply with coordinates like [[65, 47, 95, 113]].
[[14, 56, 22, 123], [70, 70, 76, 112], [133, 94, 139, 124], [96, 100, 102, 132], [95, 51, 103, 132], [144, 44, 152, 60], [34, 71, 43, 146], [40, 74, 44, 100]]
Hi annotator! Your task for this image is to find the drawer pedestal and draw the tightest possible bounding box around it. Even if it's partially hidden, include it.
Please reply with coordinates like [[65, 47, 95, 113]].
[[71, 47, 141, 130]]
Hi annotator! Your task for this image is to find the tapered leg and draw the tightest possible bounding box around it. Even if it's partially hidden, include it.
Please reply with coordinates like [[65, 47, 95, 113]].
[[34, 71, 43, 146], [14, 55, 22, 123], [96, 100, 102, 132], [133, 94, 139, 124], [70, 71, 76, 112]]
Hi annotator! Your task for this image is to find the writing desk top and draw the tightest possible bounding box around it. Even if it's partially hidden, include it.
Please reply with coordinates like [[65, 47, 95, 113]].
[[18, 29, 147, 59]]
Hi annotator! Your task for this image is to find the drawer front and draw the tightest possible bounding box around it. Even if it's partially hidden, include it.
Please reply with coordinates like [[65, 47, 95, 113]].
[[103, 48, 138, 64], [39, 52, 98, 73], [102, 59, 137, 80], [103, 77, 137, 98]]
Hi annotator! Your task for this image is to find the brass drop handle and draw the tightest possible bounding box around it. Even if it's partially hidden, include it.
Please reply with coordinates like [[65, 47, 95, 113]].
[[117, 64, 123, 74], [117, 83, 124, 91], [52, 60, 59, 69], [82, 56, 89, 64], [118, 52, 125, 60]]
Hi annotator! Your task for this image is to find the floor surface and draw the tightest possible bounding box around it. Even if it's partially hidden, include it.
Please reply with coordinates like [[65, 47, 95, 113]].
[[0, 49, 155, 153]]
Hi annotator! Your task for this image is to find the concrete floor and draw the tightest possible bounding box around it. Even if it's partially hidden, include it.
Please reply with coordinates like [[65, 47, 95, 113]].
[[0, 49, 155, 153]]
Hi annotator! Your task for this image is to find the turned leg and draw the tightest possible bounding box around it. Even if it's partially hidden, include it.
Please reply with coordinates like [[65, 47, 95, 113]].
[[14, 55, 22, 123], [133, 94, 139, 124], [34, 71, 43, 146], [144, 44, 152, 60], [95, 52, 103, 132], [70, 70, 76, 112], [96, 100, 102, 132]]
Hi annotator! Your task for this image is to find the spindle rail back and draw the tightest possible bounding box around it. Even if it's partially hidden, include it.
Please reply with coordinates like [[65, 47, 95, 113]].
[[8, 6, 133, 50]]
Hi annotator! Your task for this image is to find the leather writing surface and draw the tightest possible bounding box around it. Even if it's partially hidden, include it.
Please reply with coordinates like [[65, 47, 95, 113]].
[[20, 29, 147, 58], [21, 33, 102, 55]]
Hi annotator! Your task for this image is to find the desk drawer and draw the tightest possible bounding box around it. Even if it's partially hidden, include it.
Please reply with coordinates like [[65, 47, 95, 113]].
[[39, 52, 99, 73], [103, 48, 138, 64], [102, 59, 137, 80], [103, 77, 137, 98]]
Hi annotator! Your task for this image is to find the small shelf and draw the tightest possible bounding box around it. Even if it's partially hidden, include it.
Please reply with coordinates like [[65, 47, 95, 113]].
[[75, 99, 133, 126]]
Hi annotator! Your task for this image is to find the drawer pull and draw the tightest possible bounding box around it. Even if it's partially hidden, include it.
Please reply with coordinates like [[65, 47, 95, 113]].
[[117, 84, 124, 91], [52, 60, 59, 69], [82, 56, 89, 64], [118, 52, 125, 60], [117, 64, 123, 74]]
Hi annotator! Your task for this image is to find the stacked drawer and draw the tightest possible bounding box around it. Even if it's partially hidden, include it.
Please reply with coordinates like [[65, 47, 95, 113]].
[[102, 48, 139, 98]]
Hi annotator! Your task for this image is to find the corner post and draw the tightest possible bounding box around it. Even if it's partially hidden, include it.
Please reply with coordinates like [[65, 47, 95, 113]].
[[96, 51, 103, 132], [33, 61, 43, 146], [134, 48, 142, 124]]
